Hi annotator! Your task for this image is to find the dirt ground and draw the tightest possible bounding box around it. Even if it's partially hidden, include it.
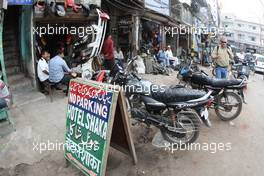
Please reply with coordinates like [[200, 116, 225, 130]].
[[1, 70, 264, 176]]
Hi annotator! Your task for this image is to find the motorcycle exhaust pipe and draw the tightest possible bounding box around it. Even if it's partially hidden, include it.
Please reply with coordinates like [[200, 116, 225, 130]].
[[202, 118, 212, 127], [200, 109, 212, 128]]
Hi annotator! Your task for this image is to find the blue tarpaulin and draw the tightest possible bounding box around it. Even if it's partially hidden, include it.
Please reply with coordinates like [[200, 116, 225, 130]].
[[8, 0, 32, 5]]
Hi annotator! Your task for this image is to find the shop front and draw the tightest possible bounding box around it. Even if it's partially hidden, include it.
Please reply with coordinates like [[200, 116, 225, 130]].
[[178, 4, 193, 55], [32, 0, 102, 91], [0, 3, 33, 90], [140, 18, 162, 55], [0, 0, 104, 94], [116, 15, 133, 60], [102, 0, 176, 58]]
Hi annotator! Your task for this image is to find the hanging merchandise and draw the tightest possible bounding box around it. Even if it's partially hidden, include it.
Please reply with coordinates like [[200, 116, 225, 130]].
[[44, 0, 56, 17], [50, 0, 56, 13], [192, 33, 199, 53], [34, 0, 46, 17], [56, 4, 66, 16], [80, 0, 91, 17], [40, 37, 47, 46], [64, 0, 82, 13]]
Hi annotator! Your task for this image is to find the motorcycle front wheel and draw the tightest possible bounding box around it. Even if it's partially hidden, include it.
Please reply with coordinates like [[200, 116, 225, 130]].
[[215, 92, 243, 121], [161, 113, 200, 145]]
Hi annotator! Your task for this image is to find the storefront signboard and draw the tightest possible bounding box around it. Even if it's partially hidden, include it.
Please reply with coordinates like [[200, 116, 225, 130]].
[[64, 79, 137, 176], [145, 0, 170, 16], [8, 0, 32, 5]]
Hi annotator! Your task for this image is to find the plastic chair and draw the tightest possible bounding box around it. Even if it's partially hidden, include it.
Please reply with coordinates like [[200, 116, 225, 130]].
[[0, 107, 16, 132]]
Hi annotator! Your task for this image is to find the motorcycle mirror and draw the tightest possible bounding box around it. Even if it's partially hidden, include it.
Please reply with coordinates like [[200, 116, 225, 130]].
[[132, 56, 138, 61], [117, 64, 124, 73], [132, 72, 141, 81]]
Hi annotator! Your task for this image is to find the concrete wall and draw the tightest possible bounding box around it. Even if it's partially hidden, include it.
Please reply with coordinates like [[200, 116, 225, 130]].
[[20, 6, 36, 87]]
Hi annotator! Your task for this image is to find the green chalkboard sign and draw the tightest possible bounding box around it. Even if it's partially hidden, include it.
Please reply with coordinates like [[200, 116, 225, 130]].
[[64, 79, 118, 176]]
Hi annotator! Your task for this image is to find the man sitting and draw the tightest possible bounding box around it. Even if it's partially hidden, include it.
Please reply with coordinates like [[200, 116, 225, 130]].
[[0, 78, 11, 109], [157, 46, 169, 67], [49, 47, 72, 95], [37, 50, 50, 94], [166, 45, 179, 66]]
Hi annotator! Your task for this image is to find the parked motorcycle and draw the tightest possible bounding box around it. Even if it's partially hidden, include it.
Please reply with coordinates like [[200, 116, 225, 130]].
[[152, 55, 171, 75], [178, 51, 200, 73], [178, 61, 247, 121], [108, 57, 214, 145], [152, 61, 171, 75], [231, 57, 255, 80]]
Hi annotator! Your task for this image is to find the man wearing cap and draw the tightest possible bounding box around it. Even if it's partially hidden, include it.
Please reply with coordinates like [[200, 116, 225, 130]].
[[166, 45, 179, 66], [211, 36, 234, 79]]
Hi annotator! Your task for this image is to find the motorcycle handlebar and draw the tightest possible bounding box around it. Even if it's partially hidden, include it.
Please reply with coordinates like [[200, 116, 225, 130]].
[[132, 72, 141, 81], [201, 70, 208, 76]]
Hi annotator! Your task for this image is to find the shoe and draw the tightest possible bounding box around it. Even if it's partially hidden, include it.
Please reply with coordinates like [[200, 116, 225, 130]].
[[63, 90, 68, 96], [55, 86, 62, 90]]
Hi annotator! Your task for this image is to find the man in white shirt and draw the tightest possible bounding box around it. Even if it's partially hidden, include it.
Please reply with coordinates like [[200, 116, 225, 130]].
[[114, 47, 124, 67], [166, 45, 179, 66], [37, 50, 50, 93], [0, 76, 11, 108]]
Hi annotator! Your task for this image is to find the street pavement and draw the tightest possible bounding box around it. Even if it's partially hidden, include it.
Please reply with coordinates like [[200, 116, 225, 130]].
[[0, 71, 264, 176]]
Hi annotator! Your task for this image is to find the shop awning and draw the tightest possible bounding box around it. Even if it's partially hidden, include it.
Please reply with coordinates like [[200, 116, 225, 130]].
[[34, 11, 98, 23], [104, 0, 178, 26]]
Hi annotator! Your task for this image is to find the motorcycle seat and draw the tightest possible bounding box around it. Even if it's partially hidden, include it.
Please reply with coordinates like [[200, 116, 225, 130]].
[[210, 79, 242, 87], [141, 96, 166, 111], [151, 85, 206, 103], [191, 73, 212, 85], [191, 73, 243, 88]]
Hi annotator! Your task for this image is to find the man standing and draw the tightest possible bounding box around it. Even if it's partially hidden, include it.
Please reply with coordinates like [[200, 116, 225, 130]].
[[114, 47, 124, 67], [211, 37, 234, 79], [49, 48, 72, 94], [102, 34, 114, 70]]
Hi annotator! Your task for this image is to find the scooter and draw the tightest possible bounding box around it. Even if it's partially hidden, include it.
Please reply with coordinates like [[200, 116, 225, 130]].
[[231, 58, 254, 80]]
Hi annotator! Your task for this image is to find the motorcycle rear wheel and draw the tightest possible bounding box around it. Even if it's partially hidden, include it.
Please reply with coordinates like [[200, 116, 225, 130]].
[[161, 113, 200, 145], [215, 92, 243, 121]]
